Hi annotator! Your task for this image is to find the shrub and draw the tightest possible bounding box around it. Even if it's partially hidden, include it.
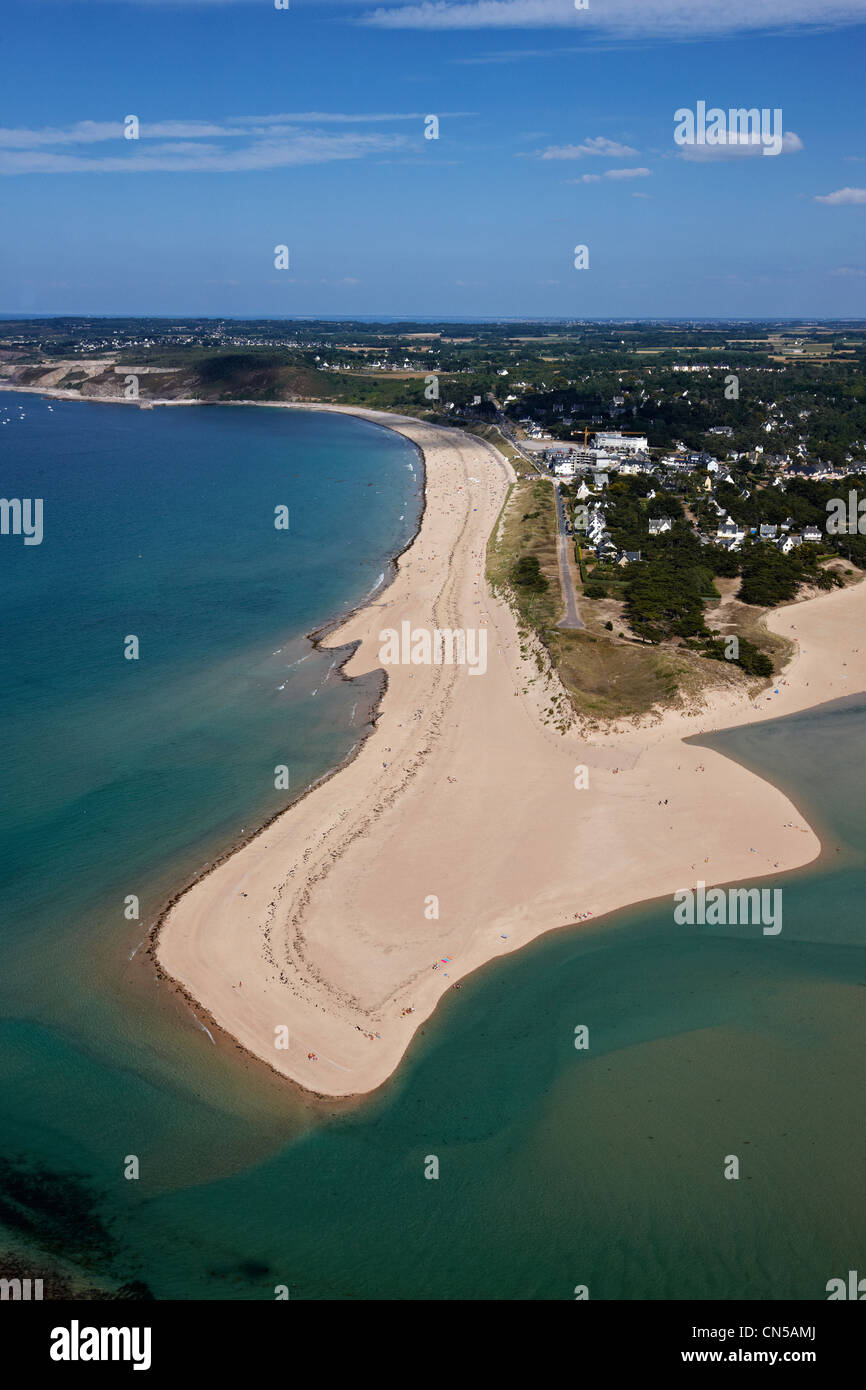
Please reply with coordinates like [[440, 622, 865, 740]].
[[737, 639, 774, 678], [701, 634, 773, 678], [511, 555, 549, 593]]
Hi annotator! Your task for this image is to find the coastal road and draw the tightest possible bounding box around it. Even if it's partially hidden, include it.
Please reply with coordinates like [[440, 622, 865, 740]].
[[554, 483, 584, 630], [489, 405, 547, 477]]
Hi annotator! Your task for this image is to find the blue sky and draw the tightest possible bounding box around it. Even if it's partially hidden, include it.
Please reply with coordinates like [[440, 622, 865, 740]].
[[1, 0, 865, 318]]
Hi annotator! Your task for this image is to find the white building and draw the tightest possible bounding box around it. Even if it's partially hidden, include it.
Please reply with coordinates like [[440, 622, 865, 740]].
[[716, 516, 746, 546], [592, 431, 648, 455], [778, 534, 802, 554]]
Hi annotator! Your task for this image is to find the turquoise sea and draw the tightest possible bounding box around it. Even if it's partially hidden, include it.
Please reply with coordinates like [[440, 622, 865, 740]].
[[0, 392, 863, 1300]]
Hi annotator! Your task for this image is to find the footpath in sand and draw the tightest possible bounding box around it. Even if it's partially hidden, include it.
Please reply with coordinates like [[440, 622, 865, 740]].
[[156, 405, 866, 1098]]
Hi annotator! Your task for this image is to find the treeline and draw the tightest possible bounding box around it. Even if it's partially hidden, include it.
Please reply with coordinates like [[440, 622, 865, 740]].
[[602, 473, 866, 587], [711, 474, 866, 530], [738, 542, 839, 605], [618, 538, 840, 653]]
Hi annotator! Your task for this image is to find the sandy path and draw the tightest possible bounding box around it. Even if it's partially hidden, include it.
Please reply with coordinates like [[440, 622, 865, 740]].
[[154, 406, 865, 1097]]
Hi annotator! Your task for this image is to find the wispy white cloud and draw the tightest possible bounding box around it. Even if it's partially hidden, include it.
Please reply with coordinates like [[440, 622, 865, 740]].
[[0, 129, 408, 175], [0, 111, 453, 173], [360, 0, 866, 33], [51, 0, 866, 29], [0, 112, 441, 149], [598, 166, 650, 179], [815, 187, 866, 204], [539, 136, 638, 160], [569, 167, 651, 184], [679, 131, 803, 160]]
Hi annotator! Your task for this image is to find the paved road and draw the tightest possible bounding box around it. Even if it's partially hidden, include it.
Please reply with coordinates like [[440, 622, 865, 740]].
[[489, 407, 581, 626], [488, 402, 547, 477], [554, 484, 584, 630]]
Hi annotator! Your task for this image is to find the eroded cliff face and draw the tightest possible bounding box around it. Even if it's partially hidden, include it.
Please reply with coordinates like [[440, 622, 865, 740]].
[[1, 357, 179, 398], [0, 354, 326, 403]]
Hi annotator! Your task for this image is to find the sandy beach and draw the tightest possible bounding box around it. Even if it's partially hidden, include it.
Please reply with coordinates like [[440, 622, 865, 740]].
[[146, 403, 866, 1098]]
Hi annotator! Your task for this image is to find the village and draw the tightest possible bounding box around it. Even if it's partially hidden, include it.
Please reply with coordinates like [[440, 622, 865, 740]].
[[523, 428, 837, 569]]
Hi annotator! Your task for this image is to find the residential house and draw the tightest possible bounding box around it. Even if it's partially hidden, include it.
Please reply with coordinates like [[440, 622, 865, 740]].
[[777, 534, 802, 555], [595, 536, 618, 562], [716, 516, 746, 547]]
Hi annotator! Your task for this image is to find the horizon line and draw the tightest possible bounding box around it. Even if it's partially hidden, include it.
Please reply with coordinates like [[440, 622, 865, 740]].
[[2, 313, 865, 325]]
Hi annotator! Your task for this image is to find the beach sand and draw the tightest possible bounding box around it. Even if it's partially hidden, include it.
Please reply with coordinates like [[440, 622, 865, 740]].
[[148, 405, 866, 1097]]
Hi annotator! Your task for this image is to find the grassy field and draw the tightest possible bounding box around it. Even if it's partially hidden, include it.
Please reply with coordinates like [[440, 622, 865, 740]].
[[547, 627, 688, 721], [487, 477, 561, 628], [469, 422, 531, 475], [702, 578, 794, 671], [486, 477, 786, 725]]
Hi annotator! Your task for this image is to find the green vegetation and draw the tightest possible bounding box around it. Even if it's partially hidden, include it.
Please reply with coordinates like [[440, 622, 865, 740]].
[[700, 634, 774, 678], [487, 477, 716, 724], [624, 554, 718, 644], [737, 639, 775, 677], [545, 627, 687, 723], [511, 555, 549, 593], [467, 423, 527, 473], [487, 479, 561, 637], [738, 542, 837, 606]]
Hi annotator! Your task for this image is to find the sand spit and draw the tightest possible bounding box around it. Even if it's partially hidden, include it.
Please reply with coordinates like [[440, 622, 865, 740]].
[[145, 403, 866, 1099], [11, 383, 858, 1096]]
